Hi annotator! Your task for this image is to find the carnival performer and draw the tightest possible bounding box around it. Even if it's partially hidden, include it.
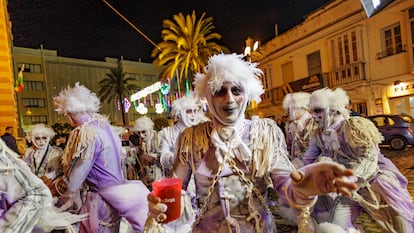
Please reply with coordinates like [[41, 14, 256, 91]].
[[157, 94, 209, 233], [282, 92, 317, 168], [128, 116, 162, 187], [145, 53, 357, 233], [0, 138, 52, 233], [159, 94, 209, 176], [24, 123, 63, 196], [303, 87, 414, 233], [53, 82, 149, 233]]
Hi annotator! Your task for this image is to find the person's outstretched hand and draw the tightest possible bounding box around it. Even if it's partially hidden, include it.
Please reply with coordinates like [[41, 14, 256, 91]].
[[290, 161, 357, 198], [147, 192, 168, 222]]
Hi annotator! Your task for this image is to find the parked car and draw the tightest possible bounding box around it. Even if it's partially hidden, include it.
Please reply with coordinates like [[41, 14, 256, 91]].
[[366, 113, 414, 150]]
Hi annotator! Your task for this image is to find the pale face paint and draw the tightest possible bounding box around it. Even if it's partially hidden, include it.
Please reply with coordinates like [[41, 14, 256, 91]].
[[211, 82, 246, 125], [32, 134, 50, 150]]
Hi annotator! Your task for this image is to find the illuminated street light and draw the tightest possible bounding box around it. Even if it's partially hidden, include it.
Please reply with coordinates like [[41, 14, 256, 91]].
[[244, 36, 260, 62]]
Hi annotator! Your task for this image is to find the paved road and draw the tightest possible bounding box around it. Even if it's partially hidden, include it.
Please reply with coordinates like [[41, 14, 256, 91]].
[[381, 146, 414, 198]]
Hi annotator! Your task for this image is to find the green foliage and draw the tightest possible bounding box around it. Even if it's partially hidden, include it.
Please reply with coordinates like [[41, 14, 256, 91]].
[[151, 11, 229, 95], [98, 66, 140, 125]]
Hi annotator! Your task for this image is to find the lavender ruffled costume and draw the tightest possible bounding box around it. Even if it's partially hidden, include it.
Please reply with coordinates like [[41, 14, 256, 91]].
[[171, 118, 295, 233], [61, 114, 149, 232], [302, 117, 414, 233]]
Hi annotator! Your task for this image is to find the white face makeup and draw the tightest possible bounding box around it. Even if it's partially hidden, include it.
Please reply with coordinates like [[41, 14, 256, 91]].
[[312, 108, 341, 129], [138, 130, 148, 139], [181, 107, 200, 127], [211, 82, 246, 125], [32, 134, 50, 150]]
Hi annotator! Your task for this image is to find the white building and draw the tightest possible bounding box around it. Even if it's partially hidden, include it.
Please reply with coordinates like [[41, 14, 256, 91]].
[[256, 0, 414, 118]]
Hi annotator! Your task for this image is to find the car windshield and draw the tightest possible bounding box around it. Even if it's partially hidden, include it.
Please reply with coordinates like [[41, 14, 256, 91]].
[[399, 114, 414, 123]]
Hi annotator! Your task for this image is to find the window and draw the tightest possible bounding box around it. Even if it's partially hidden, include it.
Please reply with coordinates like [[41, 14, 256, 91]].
[[143, 74, 156, 82], [281, 61, 294, 84], [379, 23, 403, 58], [17, 63, 42, 73], [332, 30, 361, 67], [21, 98, 46, 108], [128, 73, 141, 81], [329, 28, 365, 85], [307, 51, 321, 76], [261, 65, 272, 100], [24, 81, 44, 91], [23, 115, 47, 125], [372, 116, 386, 127]]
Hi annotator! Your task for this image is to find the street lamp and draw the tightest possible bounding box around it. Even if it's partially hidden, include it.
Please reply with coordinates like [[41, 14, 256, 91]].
[[243, 37, 261, 115], [244, 37, 260, 62]]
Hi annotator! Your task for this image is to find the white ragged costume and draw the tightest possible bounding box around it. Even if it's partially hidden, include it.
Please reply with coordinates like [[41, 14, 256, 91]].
[[145, 54, 359, 233], [24, 123, 64, 194], [53, 82, 149, 233], [157, 94, 209, 233], [304, 87, 414, 233], [282, 92, 317, 168], [128, 116, 162, 187]]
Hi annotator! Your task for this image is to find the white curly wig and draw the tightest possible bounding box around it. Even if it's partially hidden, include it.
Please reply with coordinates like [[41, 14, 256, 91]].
[[309, 88, 350, 118], [309, 88, 332, 111], [193, 53, 264, 103], [30, 124, 56, 138], [53, 82, 100, 114], [330, 88, 350, 118], [171, 94, 199, 119], [132, 116, 154, 132], [283, 92, 311, 110]]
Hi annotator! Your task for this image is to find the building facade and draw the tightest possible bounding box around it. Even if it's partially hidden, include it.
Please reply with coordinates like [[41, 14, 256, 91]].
[[12, 46, 165, 132], [0, 0, 19, 136], [256, 0, 414, 119]]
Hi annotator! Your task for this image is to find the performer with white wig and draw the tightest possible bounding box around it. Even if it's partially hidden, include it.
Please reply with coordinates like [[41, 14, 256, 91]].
[[145, 53, 357, 233], [303, 87, 414, 233], [24, 123, 63, 196], [282, 92, 317, 168], [53, 82, 149, 233], [128, 116, 161, 187], [157, 94, 209, 233], [159, 94, 209, 176]]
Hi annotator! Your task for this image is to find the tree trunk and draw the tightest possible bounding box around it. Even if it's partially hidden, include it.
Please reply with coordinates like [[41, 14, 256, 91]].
[[119, 94, 126, 126]]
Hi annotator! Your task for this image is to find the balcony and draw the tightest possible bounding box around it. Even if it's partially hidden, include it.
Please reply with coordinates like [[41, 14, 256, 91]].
[[329, 61, 366, 87], [376, 44, 407, 60]]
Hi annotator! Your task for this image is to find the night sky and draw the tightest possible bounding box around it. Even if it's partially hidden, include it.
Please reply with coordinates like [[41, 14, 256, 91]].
[[8, 0, 332, 63]]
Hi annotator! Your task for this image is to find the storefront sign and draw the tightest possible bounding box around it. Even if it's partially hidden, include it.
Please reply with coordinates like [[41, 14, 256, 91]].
[[288, 74, 323, 93], [388, 83, 414, 98]]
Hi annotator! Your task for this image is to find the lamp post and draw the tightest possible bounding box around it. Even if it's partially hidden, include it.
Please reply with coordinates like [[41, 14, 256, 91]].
[[244, 37, 260, 62], [243, 36, 261, 116]]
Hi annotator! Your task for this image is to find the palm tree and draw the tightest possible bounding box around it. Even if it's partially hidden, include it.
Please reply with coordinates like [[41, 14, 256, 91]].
[[98, 66, 139, 126], [151, 11, 229, 95]]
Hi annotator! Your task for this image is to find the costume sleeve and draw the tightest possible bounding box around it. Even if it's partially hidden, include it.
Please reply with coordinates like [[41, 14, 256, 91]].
[[0, 150, 51, 233], [158, 128, 175, 171], [65, 139, 100, 192], [301, 135, 321, 166]]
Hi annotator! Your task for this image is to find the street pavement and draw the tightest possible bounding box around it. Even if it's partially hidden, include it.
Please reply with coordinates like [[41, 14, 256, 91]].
[[381, 146, 414, 198]]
